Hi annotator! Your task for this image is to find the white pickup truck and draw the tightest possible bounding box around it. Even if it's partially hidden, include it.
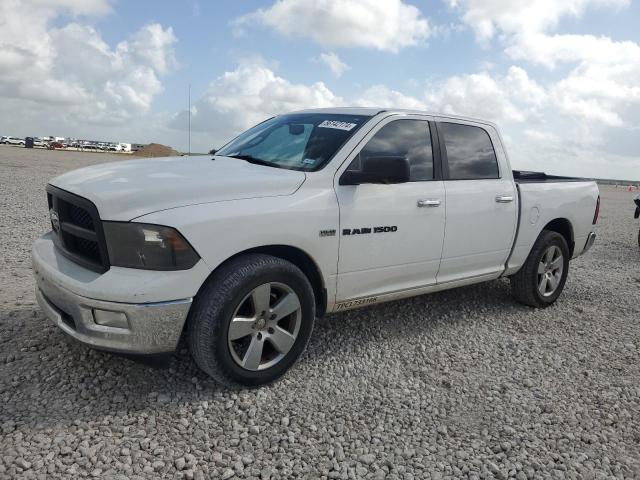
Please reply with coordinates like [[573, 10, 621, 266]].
[[32, 108, 599, 386]]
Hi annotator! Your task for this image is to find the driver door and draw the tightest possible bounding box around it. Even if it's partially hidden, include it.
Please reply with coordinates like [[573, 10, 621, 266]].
[[334, 116, 446, 302]]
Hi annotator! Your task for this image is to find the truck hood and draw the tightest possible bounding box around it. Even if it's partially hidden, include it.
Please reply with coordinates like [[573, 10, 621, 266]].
[[49, 155, 306, 220]]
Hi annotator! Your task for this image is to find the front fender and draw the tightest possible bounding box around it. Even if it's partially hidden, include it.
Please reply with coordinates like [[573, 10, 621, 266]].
[[135, 189, 339, 299]]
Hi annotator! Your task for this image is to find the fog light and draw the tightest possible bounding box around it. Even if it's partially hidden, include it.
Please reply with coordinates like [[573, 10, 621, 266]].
[[93, 309, 129, 329]]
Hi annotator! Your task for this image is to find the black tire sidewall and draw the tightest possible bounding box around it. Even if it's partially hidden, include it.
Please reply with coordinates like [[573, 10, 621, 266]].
[[190, 255, 315, 387], [532, 233, 570, 306]]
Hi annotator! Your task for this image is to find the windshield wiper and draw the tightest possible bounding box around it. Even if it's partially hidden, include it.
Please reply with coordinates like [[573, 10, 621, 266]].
[[224, 154, 281, 168]]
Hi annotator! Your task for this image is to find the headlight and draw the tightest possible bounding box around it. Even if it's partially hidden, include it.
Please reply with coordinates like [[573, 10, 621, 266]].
[[104, 222, 200, 270]]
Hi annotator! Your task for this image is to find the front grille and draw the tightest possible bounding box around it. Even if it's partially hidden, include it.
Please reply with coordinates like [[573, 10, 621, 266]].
[[68, 204, 95, 230], [67, 235, 102, 264], [47, 185, 109, 273]]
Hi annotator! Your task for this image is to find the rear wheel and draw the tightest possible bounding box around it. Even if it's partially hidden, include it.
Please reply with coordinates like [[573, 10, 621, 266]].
[[510, 230, 570, 308], [187, 254, 315, 387]]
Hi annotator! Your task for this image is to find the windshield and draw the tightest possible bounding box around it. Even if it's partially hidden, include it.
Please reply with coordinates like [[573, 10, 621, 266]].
[[216, 113, 370, 171]]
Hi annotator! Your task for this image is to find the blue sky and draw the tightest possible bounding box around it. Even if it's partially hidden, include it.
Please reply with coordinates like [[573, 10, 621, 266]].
[[95, 0, 640, 107], [1, 0, 639, 179]]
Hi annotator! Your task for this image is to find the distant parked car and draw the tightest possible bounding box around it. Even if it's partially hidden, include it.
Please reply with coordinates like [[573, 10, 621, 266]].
[[48, 142, 64, 149], [6, 136, 25, 146], [0, 136, 8, 144], [26, 137, 46, 148]]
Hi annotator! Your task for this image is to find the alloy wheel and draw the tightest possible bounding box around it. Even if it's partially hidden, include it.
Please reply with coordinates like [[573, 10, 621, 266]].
[[227, 282, 302, 371], [537, 245, 564, 297]]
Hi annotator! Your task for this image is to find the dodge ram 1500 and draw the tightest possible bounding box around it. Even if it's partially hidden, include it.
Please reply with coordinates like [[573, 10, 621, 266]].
[[32, 108, 600, 386]]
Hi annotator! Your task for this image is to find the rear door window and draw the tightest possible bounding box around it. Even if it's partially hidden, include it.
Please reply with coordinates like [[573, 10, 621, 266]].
[[439, 123, 499, 180]]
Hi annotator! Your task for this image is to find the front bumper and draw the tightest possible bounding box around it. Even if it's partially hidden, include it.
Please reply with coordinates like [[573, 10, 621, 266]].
[[33, 235, 193, 354]]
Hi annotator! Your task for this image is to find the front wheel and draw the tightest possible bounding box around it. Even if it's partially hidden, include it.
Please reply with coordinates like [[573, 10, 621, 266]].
[[187, 254, 315, 387], [510, 230, 570, 308]]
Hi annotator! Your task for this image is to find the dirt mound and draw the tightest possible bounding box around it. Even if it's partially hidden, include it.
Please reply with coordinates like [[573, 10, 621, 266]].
[[133, 143, 181, 157]]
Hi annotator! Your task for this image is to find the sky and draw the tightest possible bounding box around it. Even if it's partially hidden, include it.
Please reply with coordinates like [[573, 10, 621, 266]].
[[0, 0, 639, 180]]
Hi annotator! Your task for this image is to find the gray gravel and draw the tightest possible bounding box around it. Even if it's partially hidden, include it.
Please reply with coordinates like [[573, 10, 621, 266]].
[[1, 145, 640, 479]]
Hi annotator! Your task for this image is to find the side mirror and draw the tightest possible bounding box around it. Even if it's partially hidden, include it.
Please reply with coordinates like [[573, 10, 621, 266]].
[[340, 155, 410, 185], [209, 148, 217, 155]]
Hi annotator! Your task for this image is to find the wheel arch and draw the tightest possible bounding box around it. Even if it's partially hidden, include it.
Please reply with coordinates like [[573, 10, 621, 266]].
[[542, 218, 574, 256], [196, 244, 327, 318]]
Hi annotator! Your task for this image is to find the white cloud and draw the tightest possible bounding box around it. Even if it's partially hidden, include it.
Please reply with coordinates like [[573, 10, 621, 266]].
[[508, 34, 640, 128], [172, 62, 539, 152], [0, 0, 176, 126], [505, 32, 640, 68], [169, 60, 343, 146], [425, 66, 545, 123], [233, 0, 432, 52], [449, 0, 640, 141], [524, 128, 560, 143], [448, 0, 636, 72], [449, 0, 628, 42], [421, 64, 632, 150], [125, 23, 178, 75], [314, 52, 350, 78], [354, 85, 426, 110], [173, 58, 639, 178], [169, 64, 433, 151], [27, 0, 111, 16]]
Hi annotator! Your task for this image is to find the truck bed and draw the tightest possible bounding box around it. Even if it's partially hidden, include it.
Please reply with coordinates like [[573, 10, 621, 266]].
[[513, 170, 587, 183], [506, 175, 599, 276]]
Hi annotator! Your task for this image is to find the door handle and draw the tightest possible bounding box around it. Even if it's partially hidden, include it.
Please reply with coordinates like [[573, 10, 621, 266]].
[[417, 199, 441, 208], [495, 195, 514, 203]]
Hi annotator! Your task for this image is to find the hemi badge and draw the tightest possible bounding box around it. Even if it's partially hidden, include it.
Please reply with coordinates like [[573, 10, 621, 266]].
[[319, 229, 336, 237]]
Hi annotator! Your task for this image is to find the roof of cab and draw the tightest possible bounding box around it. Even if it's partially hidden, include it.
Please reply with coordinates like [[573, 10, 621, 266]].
[[290, 107, 497, 128]]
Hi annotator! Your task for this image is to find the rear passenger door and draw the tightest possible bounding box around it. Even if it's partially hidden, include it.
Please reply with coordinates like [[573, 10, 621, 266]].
[[436, 121, 517, 284]]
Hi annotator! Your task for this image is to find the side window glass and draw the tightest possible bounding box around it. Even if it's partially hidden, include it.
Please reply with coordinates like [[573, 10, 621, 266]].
[[350, 119, 433, 181], [439, 123, 499, 180]]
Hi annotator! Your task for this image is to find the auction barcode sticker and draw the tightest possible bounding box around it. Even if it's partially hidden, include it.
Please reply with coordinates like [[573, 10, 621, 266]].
[[318, 120, 357, 131]]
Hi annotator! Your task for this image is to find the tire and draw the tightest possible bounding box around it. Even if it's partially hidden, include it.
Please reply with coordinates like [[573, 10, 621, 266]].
[[510, 230, 570, 308], [187, 254, 315, 387]]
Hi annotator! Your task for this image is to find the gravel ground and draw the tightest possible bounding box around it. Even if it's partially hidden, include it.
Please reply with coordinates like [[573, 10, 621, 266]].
[[1, 145, 639, 479]]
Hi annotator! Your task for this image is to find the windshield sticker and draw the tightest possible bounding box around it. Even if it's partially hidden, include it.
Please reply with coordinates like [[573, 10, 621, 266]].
[[318, 120, 357, 131], [302, 158, 316, 165]]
